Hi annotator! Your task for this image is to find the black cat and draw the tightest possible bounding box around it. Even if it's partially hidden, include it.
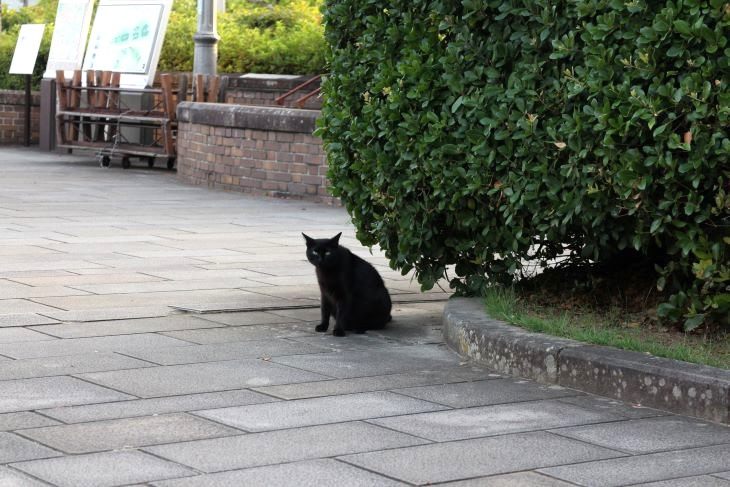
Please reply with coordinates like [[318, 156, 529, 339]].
[[303, 232, 392, 336]]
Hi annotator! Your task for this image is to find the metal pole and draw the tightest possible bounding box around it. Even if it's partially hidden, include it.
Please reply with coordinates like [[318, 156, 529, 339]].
[[193, 0, 219, 75], [24, 74, 31, 146]]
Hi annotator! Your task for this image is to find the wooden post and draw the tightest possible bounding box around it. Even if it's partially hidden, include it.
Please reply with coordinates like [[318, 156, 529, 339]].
[[23, 74, 31, 146], [69, 70, 82, 141]]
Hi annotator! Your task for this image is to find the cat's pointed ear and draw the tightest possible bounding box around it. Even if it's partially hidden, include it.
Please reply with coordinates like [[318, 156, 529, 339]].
[[302, 233, 314, 247], [330, 232, 342, 245]]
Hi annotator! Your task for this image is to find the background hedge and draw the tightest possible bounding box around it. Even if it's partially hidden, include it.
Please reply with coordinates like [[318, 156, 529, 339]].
[[318, 0, 729, 329], [0, 0, 325, 90]]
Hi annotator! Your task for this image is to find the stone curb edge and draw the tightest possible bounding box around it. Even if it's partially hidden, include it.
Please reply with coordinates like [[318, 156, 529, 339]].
[[442, 297, 730, 424]]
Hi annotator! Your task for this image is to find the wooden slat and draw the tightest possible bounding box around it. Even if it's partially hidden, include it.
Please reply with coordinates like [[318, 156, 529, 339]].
[[55, 70, 68, 110], [195, 74, 205, 102], [107, 72, 122, 141], [69, 70, 82, 141], [109, 72, 121, 110], [207, 76, 220, 103], [178, 74, 188, 105]]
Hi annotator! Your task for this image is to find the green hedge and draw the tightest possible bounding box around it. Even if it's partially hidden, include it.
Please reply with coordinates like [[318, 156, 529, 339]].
[[0, 0, 325, 90], [318, 0, 729, 329]]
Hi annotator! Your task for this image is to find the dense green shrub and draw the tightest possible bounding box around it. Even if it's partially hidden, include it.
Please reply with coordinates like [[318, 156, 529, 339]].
[[319, 0, 729, 329], [0, 0, 324, 89]]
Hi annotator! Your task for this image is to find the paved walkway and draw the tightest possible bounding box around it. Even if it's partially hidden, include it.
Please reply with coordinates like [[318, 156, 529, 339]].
[[0, 148, 728, 487]]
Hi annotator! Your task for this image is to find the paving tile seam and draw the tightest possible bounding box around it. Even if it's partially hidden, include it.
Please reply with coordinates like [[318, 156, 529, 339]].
[[330, 457, 420, 486], [362, 416, 639, 453], [23, 299, 69, 313], [520, 470, 585, 487], [386, 386, 585, 410], [545, 423, 730, 457], [2, 431, 68, 461], [534, 443, 730, 480], [3, 464, 58, 487], [67, 374, 144, 401]]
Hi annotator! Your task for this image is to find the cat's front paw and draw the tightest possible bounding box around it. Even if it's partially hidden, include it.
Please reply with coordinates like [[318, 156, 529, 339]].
[[315, 324, 329, 332], [332, 329, 346, 337]]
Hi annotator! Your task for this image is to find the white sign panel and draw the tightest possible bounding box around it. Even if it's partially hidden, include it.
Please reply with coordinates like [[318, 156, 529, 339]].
[[83, 0, 172, 88], [44, 0, 95, 78], [9, 24, 46, 75]]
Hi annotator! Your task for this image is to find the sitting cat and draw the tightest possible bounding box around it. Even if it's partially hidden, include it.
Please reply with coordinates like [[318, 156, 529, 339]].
[[303, 232, 392, 336]]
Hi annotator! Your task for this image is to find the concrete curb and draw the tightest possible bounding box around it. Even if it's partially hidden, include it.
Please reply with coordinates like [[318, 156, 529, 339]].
[[442, 297, 730, 424]]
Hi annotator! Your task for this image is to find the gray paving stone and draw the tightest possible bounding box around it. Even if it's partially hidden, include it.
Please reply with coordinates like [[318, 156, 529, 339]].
[[0, 299, 63, 315], [160, 322, 313, 344], [37, 306, 172, 322], [124, 338, 330, 365], [552, 416, 730, 454], [716, 473, 730, 481], [0, 466, 48, 486], [0, 432, 61, 463], [195, 391, 447, 431], [538, 444, 730, 487], [0, 285, 89, 299], [272, 345, 462, 378], [151, 459, 407, 487], [19, 413, 242, 454], [632, 476, 730, 487], [341, 431, 624, 485], [393, 378, 581, 407], [268, 307, 322, 321], [29, 316, 222, 338], [556, 394, 668, 419], [32, 289, 262, 310], [0, 412, 60, 431], [12, 450, 195, 487], [0, 352, 153, 381], [79, 359, 328, 397], [369, 399, 622, 442], [0, 313, 59, 328], [253, 367, 493, 400], [144, 422, 428, 473], [41, 390, 278, 423], [69, 278, 261, 295], [0, 376, 132, 413], [198, 311, 302, 326], [0, 328, 56, 344], [0, 333, 193, 359], [287, 332, 403, 351], [438, 472, 576, 486], [9, 272, 164, 286]]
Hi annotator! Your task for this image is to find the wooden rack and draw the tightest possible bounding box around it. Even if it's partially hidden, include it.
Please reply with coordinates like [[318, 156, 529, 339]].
[[55, 70, 182, 169]]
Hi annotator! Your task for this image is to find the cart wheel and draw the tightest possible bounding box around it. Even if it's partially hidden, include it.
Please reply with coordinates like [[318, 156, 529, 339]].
[[121, 157, 131, 169], [101, 156, 111, 167], [166, 157, 176, 170], [147, 157, 155, 168]]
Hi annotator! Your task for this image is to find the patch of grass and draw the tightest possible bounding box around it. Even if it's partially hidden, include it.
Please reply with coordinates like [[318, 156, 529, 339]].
[[485, 287, 729, 370]]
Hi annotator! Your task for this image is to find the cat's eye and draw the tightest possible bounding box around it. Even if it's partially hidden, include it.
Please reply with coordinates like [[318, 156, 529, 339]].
[[324, 250, 331, 256]]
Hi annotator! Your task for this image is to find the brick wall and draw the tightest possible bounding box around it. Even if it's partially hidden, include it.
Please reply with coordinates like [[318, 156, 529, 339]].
[[0, 90, 41, 145], [176, 102, 336, 204]]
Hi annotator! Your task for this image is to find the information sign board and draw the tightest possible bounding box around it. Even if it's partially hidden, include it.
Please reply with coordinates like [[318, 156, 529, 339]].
[[9, 24, 46, 75], [82, 0, 172, 88], [44, 0, 95, 78]]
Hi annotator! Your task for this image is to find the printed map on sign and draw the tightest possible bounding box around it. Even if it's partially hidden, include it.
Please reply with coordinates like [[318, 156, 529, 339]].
[[83, 3, 163, 74]]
